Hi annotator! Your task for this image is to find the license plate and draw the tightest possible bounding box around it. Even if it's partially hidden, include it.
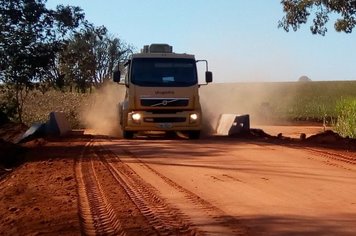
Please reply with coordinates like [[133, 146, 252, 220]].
[[157, 123, 172, 129]]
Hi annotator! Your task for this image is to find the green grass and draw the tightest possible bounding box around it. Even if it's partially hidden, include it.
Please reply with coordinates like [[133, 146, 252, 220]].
[[334, 98, 356, 138], [262, 81, 356, 121]]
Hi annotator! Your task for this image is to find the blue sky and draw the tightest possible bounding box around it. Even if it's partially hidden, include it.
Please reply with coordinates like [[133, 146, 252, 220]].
[[47, 0, 356, 83]]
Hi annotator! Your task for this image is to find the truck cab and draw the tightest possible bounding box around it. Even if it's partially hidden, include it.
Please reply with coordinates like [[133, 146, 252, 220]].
[[113, 44, 212, 139]]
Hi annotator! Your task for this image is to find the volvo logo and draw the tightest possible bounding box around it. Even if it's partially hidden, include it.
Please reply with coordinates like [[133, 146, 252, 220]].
[[141, 98, 189, 107], [151, 99, 178, 107]]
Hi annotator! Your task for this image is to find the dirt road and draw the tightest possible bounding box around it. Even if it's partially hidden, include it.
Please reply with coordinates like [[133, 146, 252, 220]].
[[1, 132, 356, 235]]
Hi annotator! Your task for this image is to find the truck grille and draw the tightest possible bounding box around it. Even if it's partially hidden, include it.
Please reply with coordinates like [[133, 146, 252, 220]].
[[144, 117, 186, 123], [141, 98, 189, 107], [150, 110, 182, 114]]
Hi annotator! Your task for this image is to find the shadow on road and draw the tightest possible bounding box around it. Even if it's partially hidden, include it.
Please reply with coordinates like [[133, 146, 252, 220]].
[[237, 214, 356, 236]]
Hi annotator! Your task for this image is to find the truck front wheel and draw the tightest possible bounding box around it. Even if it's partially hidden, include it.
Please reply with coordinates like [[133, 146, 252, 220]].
[[123, 130, 134, 139]]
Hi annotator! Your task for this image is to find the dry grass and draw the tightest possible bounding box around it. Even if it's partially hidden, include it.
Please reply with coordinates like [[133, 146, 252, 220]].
[[1, 80, 354, 133], [22, 90, 90, 128]]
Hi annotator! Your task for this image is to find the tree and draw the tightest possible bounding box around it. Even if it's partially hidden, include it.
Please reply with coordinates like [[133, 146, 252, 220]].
[[0, 0, 85, 121], [96, 34, 133, 85], [59, 25, 133, 92], [298, 75, 312, 82], [279, 0, 356, 35], [59, 26, 99, 93]]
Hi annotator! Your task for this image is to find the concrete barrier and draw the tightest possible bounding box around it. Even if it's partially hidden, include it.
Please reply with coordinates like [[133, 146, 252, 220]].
[[19, 112, 71, 143], [46, 112, 71, 136], [216, 114, 250, 136], [19, 123, 46, 143]]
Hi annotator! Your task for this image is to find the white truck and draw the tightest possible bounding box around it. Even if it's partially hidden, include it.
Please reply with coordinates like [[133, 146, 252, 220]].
[[113, 44, 212, 139]]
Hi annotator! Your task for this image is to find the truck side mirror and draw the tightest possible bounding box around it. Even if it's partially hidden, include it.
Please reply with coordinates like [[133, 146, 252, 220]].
[[205, 71, 213, 83], [113, 70, 121, 83]]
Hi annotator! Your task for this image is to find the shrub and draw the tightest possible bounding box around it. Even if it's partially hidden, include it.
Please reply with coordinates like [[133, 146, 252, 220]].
[[0, 91, 17, 122], [334, 98, 356, 138], [22, 90, 89, 128]]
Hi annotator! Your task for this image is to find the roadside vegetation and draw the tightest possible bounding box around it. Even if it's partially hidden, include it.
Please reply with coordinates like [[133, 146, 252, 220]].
[[21, 90, 90, 128], [280, 1, 356, 35], [278, 0, 356, 137], [2, 80, 352, 137], [269, 81, 356, 122], [202, 81, 356, 138], [267, 81, 356, 138], [0, 0, 132, 124], [334, 98, 356, 138]]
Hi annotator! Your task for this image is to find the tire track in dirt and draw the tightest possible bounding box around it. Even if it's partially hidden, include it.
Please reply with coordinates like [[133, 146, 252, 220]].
[[305, 147, 356, 170], [75, 141, 125, 236], [97, 144, 200, 235], [115, 148, 249, 235], [76, 139, 201, 235]]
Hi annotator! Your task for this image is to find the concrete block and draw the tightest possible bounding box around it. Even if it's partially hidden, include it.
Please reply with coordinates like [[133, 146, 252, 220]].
[[46, 112, 71, 136], [216, 114, 250, 136], [19, 123, 46, 143]]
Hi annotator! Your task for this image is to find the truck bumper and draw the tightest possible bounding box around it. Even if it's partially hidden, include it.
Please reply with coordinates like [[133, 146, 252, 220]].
[[122, 110, 202, 132]]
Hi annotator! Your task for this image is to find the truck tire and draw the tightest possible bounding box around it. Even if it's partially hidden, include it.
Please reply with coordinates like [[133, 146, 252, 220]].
[[123, 130, 134, 139], [188, 131, 200, 139]]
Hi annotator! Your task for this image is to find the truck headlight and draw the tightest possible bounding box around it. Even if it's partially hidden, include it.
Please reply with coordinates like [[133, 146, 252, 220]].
[[131, 113, 141, 122], [189, 113, 199, 123]]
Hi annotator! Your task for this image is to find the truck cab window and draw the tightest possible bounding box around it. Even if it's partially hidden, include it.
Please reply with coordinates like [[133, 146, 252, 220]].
[[131, 58, 197, 87]]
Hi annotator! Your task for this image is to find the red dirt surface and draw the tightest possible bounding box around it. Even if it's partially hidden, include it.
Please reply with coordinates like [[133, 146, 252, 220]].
[[1, 123, 356, 235], [0, 135, 87, 235]]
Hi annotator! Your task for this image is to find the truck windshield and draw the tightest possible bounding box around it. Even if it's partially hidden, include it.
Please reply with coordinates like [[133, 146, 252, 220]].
[[131, 58, 197, 87]]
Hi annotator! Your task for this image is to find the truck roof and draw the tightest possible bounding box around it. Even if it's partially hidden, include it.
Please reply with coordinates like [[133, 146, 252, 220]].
[[132, 44, 195, 60], [131, 53, 195, 60]]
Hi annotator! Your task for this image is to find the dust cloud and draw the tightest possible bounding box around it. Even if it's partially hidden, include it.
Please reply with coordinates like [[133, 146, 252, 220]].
[[80, 82, 125, 137], [200, 82, 294, 135], [80, 81, 293, 137]]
